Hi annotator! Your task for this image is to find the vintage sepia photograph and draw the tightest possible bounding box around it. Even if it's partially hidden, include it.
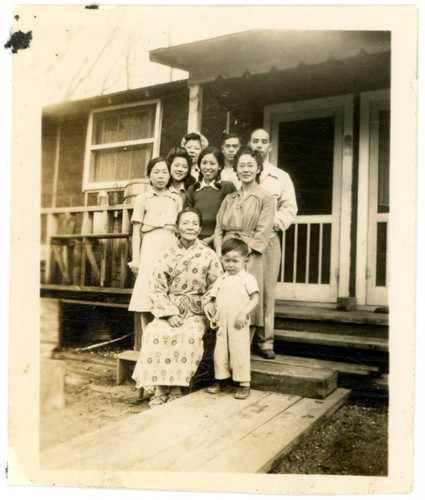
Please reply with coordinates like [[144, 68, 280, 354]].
[[5, 2, 419, 496]]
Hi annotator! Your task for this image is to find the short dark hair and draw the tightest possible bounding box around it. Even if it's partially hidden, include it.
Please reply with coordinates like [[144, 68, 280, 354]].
[[249, 128, 271, 142], [222, 132, 242, 145], [166, 147, 196, 189], [166, 146, 192, 167], [196, 147, 225, 189], [221, 238, 250, 257], [234, 147, 263, 183], [176, 207, 203, 228], [182, 132, 202, 144], [146, 156, 169, 178]]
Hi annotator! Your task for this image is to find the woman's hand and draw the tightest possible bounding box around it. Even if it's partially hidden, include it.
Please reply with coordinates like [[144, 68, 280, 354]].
[[128, 261, 139, 275], [168, 315, 183, 328], [234, 311, 248, 329]]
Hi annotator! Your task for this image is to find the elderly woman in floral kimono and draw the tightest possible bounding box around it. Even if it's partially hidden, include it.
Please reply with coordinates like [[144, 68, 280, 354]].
[[132, 207, 223, 406]]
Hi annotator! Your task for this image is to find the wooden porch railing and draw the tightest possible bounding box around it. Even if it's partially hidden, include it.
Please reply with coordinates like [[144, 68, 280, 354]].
[[278, 215, 332, 285], [41, 204, 135, 290]]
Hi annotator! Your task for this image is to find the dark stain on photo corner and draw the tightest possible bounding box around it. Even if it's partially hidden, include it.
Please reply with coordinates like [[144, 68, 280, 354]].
[[4, 30, 32, 53]]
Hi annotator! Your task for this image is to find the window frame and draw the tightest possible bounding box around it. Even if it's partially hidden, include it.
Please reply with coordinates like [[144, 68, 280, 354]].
[[82, 99, 162, 191]]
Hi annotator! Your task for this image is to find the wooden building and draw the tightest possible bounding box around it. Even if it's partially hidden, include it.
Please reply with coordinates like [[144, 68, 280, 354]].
[[41, 30, 390, 348]]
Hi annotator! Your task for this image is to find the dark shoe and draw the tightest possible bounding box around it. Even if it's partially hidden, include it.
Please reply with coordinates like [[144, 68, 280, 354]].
[[234, 386, 250, 399], [207, 381, 225, 394], [258, 349, 275, 359]]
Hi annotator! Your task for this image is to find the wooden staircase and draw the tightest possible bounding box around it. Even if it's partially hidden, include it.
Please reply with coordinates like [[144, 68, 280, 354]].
[[272, 302, 389, 399], [116, 301, 388, 401]]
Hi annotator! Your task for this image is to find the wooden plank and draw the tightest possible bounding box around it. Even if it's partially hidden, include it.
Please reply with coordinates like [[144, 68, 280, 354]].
[[359, 373, 389, 391], [251, 360, 337, 399], [40, 284, 133, 294], [52, 244, 72, 284], [46, 213, 58, 282], [121, 208, 130, 234], [134, 392, 301, 472], [274, 303, 388, 326], [71, 240, 82, 285], [115, 350, 379, 378], [116, 350, 140, 362], [41, 204, 132, 215], [274, 329, 389, 351], [84, 239, 101, 283], [119, 239, 128, 288], [59, 299, 129, 309], [40, 298, 61, 346], [41, 389, 270, 470], [187, 84, 203, 132], [100, 241, 107, 287], [41, 388, 214, 468], [250, 353, 379, 376], [40, 359, 65, 411], [53, 350, 116, 367], [80, 238, 87, 286], [196, 388, 350, 473], [81, 211, 93, 234], [51, 233, 130, 240]]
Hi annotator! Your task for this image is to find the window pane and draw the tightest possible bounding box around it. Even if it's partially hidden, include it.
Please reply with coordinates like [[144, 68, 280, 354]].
[[91, 149, 116, 182], [133, 107, 156, 139], [116, 113, 134, 143], [90, 144, 153, 183], [92, 104, 156, 145]]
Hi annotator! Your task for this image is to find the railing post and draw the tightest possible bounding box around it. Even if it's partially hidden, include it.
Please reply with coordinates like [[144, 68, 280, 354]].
[[46, 213, 58, 283]]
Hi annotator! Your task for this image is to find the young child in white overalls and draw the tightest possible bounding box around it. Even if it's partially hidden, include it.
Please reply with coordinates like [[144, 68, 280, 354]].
[[203, 238, 259, 399]]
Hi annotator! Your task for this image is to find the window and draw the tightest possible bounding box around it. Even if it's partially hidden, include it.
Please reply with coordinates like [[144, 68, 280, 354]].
[[84, 100, 161, 190]]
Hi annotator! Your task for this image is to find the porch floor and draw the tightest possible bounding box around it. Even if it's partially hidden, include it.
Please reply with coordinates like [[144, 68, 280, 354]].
[[41, 386, 349, 473]]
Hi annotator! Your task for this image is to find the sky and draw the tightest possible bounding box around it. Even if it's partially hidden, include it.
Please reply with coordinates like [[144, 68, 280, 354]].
[[5, 2, 420, 107], [6, 4, 348, 107]]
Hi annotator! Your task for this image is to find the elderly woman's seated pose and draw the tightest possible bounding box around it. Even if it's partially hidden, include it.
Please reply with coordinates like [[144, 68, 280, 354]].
[[132, 208, 223, 406]]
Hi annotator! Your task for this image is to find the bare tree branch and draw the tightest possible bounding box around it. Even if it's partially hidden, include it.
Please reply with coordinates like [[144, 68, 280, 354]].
[[63, 27, 119, 100]]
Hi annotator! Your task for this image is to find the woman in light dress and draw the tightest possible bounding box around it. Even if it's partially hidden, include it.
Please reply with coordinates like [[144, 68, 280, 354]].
[[132, 208, 223, 406], [128, 157, 182, 333]]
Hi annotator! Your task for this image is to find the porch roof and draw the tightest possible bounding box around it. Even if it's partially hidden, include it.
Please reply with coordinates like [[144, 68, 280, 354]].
[[150, 29, 391, 84]]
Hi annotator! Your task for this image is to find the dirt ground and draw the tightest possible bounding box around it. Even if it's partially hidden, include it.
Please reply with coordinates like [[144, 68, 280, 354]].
[[40, 350, 388, 475]]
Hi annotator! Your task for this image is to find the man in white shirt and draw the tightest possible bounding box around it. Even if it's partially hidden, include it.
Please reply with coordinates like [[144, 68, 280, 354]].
[[221, 133, 241, 188], [248, 128, 298, 359]]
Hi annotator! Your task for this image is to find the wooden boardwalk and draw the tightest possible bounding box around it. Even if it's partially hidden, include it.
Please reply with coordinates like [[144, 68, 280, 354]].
[[41, 387, 349, 473]]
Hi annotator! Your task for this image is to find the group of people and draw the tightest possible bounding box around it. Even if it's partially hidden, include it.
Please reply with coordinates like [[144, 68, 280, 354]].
[[127, 128, 297, 406]]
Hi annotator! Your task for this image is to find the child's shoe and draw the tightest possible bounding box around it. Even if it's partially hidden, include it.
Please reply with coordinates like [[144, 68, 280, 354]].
[[207, 380, 226, 394], [234, 385, 250, 399]]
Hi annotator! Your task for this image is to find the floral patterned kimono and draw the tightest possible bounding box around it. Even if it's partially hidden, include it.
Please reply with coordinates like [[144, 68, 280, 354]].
[[132, 239, 222, 389]]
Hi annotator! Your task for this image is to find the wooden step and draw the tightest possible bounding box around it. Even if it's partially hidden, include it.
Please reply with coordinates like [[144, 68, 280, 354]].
[[250, 359, 337, 399], [251, 353, 380, 377], [274, 329, 389, 352], [274, 303, 388, 326], [41, 387, 350, 472], [116, 350, 337, 399]]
